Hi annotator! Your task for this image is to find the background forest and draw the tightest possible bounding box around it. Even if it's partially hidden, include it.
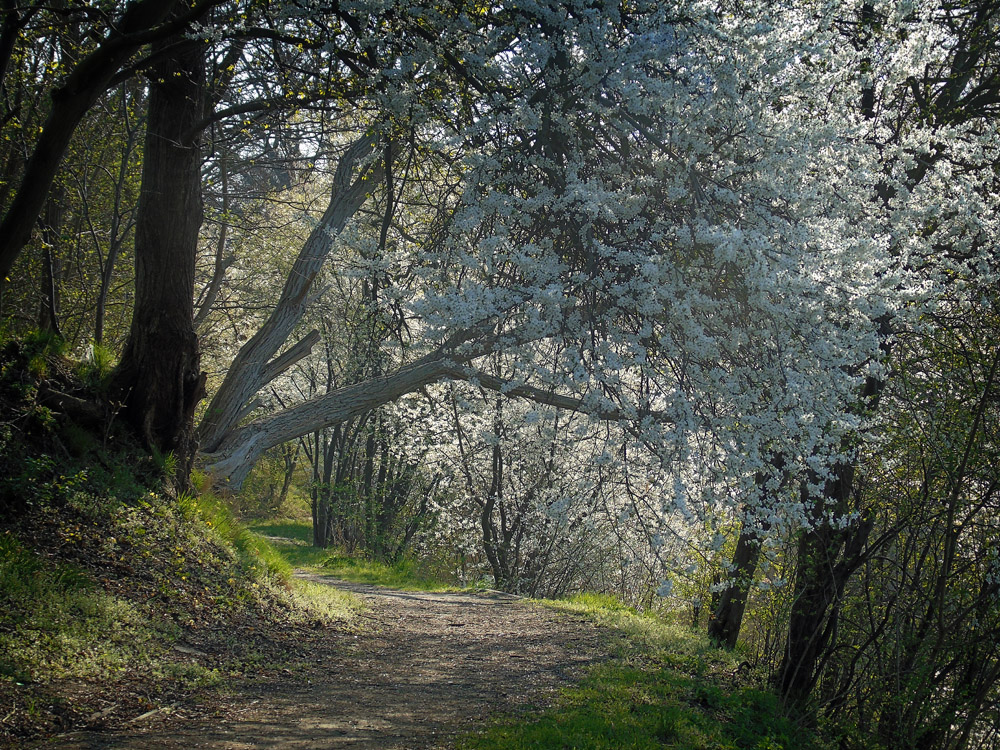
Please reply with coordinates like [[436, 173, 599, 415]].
[[1, 0, 999, 747]]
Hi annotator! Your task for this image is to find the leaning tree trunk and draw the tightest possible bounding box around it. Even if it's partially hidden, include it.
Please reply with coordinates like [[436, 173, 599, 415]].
[[112, 38, 206, 464], [197, 135, 383, 454]]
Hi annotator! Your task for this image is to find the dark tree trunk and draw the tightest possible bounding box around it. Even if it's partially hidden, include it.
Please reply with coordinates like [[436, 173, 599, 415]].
[[0, 0, 208, 286], [112, 38, 206, 465], [775, 463, 873, 707], [709, 456, 785, 648], [37, 195, 64, 336], [709, 524, 763, 649], [317, 436, 336, 548]]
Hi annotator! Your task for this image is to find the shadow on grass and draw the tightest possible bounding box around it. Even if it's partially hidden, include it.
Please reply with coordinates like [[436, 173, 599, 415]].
[[458, 595, 825, 750]]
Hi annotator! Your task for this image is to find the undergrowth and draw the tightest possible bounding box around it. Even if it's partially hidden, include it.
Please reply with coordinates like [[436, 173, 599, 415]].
[[0, 334, 358, 744], [460, 593, 827, 750], [0, 532, 167, 685]]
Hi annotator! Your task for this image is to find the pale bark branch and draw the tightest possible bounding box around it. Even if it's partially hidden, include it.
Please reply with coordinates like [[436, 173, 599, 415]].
[[261, 329, 321, 384], [450, 366, 673, 424], [198, 133, 385, 451]]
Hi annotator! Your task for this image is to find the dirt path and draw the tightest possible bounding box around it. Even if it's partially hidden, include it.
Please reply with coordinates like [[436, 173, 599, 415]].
[[42, 574, 614, 749]]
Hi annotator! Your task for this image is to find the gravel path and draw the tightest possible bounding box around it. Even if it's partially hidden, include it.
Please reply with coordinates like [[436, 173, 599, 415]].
[[42, 575, 612, 749]]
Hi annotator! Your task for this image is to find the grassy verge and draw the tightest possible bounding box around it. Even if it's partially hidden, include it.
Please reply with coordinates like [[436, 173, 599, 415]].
[[0, 493, 364, 742], [0, 428, 360, 745], [248, 520, 329, 568], [0, 531, 173, 686], [460, 593, 825, 750], [0, 332, 366, 743], [250, 519, 460, 592]]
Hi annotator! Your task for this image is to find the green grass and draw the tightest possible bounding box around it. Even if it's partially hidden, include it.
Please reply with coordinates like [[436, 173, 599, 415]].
[[194, 510, 363, 622], [250, 519, 313, 544], [318, 553, 458, 591], [184, 494, 292, 579], [0, 531, 169, 684], [459, 594, 825, 750], [287, 577, 364, 620], [247, 520, 332, 568], [0, 334, 366, 738], [0, 487, 359, 690], [249, 520, 459, 591]]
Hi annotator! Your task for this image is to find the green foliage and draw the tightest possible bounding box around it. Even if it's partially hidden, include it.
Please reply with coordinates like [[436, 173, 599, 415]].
[[0, 331, 122, 515], [58, 420, 100, 456], [20, 329, 69, 361], [461, 595, 825, 750], [235, 448, 301, 519], [0, 330, 70, 385], [183, 491, 291, 581], [150, 447, 178, 482], [319, 551, 458, 591], [0, 532, 161, 684]]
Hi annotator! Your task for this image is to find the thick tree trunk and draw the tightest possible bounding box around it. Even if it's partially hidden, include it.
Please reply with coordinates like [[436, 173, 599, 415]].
[[200, 326, 647, 489], [203, 348, 476, 488], [112, 38, 206, 462], [0, 0, 215, 285]]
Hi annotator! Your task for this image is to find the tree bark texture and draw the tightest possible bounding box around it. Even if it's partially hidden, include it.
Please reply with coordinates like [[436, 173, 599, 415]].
[[113, 37, 206, 460], [198, 135, 383, 452], [203, 347, 479, 488], [200, 323, 654, 489], [0, 0, 217, 285]]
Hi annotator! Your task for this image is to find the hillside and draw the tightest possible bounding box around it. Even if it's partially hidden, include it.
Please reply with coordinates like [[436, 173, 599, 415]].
[[0, 335, 355, 743]]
